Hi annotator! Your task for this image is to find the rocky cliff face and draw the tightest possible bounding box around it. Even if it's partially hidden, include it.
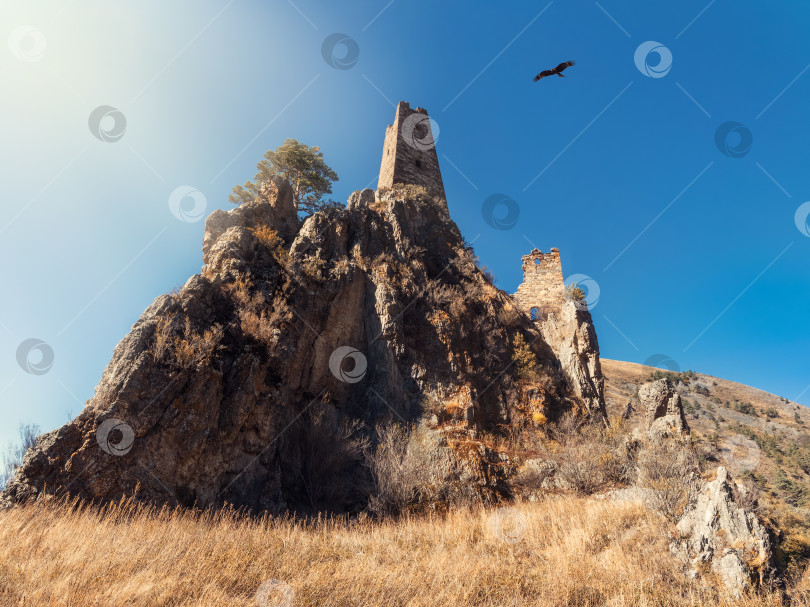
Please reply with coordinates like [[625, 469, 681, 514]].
[[536, 301, 605, 421], [639, 378, 689, 438], [3, 181, 594, 514]]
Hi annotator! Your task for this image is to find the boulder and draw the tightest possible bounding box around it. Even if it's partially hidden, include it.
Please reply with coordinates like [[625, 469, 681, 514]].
[[639, 378, 689, 436]]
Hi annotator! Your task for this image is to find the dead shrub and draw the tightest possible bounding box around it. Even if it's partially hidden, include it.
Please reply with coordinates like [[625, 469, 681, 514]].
[[223, 274, 257, 309], [545, 413, 633, 495], [732, 477, 761, 513], [151, 316, 174, 362], [635, 439, 700, 522], [511, 333, 540, 382], [250, 224, 288, 264], [300, 256, 328, 281], [367, 424, 455, 516], [237, 297, 291, 347], [172, 317, 224, 369], [281, 406, 369, 513]]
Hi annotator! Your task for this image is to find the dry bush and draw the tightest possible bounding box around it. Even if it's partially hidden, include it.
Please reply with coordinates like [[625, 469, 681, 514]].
[[250, 224, 288, 264], [0, 494, 790, 606], [150, 315, 222, 368], [223, 274, 257, 309], [511, 333, 540, 382], [151, 315, 174, 362], [222, 274, 292, 346], [367, 424, 455, 516], [280, 406, 369, 512], [300, 256, 328, 281], [544, 413, 632, 495], [390, 183, 432, 202], [732, 477, 761, 513], [635, 438, 700, 522], [238, 298, 291, 347], [564, 282, 586, 301], [0, 423, 40, 490], [172, 317, 224, 368], [250, 224, 282, 248]]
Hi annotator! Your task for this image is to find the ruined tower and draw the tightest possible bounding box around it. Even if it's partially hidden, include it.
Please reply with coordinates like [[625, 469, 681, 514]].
[[378, 101, 447, 211], [513, 247, 607, 420], [512, 248, 565, 321]]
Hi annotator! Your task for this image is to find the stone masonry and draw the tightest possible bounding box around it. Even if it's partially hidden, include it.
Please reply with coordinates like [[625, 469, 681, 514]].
[[378, 101, 447, 212], [512, 247, 607, 420], [512, 248, 565, 321]]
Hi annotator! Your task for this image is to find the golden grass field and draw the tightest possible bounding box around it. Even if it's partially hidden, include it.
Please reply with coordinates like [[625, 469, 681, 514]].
[[1, 495, 809, 607]]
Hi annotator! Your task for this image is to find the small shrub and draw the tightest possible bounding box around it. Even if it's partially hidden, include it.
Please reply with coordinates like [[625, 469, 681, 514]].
[[250, 224, 282, 248], [734, 401, 758, 416], [564, 283, 585, 301], [774, 468, 807, 506], [765, 407, 780, 419], [151, 316, 174, 363], [511, 333, 539, 382], [532, 411, 548, 426], [545, 414, 632, 495], [250, 224, 288, 264], [731, 477, 761, 513], [300, 256, 328, 281], [172, 317, 224, 368], [635, 439, 700, 522], [366, 424, 464, 516], [390, 183, 431, 202], [0, 423, 40, 490], [281, 406, 369, 512]]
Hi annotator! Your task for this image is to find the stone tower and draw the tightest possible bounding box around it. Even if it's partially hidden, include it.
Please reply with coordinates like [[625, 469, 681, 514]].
[[512, 247, 607, 421], [512, 248, 565, 321], [378, 101, 447, 212]]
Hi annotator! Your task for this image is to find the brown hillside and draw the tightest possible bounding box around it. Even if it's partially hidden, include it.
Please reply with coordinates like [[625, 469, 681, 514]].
[[603, 358, 810, 570]]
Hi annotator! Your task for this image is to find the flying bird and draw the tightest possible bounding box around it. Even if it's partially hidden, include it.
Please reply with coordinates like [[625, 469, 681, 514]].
[[534, 60, 576, 82]]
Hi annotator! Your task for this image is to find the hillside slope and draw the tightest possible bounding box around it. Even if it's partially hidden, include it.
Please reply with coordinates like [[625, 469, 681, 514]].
[[603, 358, 810, 568]]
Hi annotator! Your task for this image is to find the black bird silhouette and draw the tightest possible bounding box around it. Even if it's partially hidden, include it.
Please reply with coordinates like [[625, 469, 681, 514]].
[[534, 60, 576, 81]]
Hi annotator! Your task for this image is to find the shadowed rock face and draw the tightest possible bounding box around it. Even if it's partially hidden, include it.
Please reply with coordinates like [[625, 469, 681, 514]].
[[2, 181, 587, 514]]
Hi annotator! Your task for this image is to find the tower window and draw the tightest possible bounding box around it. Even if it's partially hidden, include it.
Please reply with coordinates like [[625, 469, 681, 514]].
[[530, 307, 541, 321], [415, 159, 422, 168]]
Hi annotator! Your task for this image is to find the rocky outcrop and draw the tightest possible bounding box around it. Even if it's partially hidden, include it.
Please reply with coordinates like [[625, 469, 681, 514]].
[[511, 249, 605, 421], [537, 301, 606, 421], [2, 181, 584, 514], [639, 378, 689, 437], [672, 467, 773, 596]]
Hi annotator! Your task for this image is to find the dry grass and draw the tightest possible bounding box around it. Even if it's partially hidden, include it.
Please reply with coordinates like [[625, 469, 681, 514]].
[[0, 495, 796, 606]]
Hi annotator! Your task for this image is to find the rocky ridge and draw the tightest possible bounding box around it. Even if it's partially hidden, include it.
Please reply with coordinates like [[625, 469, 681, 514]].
[[2, 180, 599, 514]]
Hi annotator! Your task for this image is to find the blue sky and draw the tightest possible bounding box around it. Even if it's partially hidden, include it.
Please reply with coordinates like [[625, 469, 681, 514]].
[[1, 0, 809, 448]]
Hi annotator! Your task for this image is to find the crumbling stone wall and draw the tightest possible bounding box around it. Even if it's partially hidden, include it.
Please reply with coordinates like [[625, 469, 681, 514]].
[[378, 101, 447, 211], [512, 247, 607, 420], [512, 248, 565, 320]]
